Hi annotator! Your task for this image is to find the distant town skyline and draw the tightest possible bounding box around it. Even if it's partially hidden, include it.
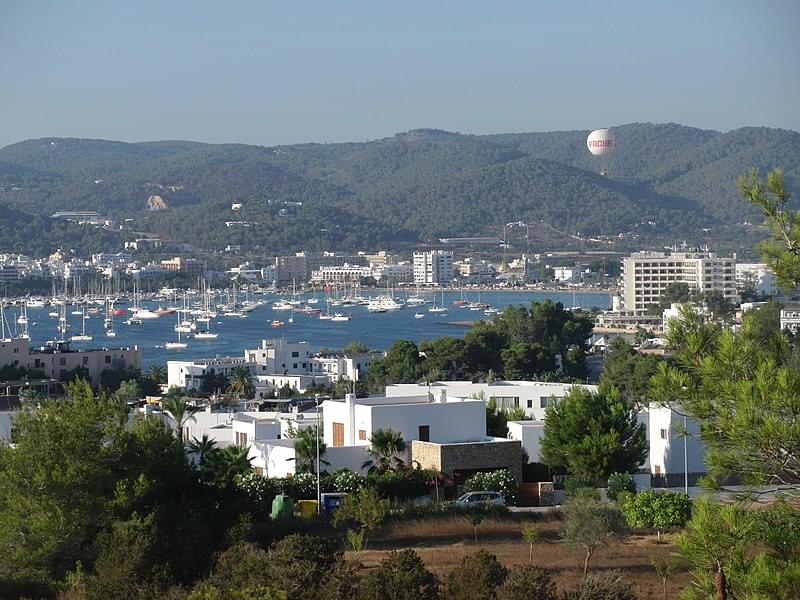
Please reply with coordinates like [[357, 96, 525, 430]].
[[1, 1, 799, 148]]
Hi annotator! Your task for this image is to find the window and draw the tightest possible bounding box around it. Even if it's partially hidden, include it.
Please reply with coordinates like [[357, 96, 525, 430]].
[[332, 422, 344, 447], [82, 357, 88, 365], [527, 399, 533, 409], [493, 396, 519, 409], [660, 428, 668, 440], [418, 425, 430, 442], [59, 357, 66, 366], [358, 429, 367, 441], [105, 355, 111, 364], [291, 351, 299, 358], [293, 363, 298, 369], [654, 465, 662, 475], [540, 397, 549, 408], [236, 431, 248, 446]]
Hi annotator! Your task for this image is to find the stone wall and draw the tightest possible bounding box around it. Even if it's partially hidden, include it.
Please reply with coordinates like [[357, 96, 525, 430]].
[[411, 439, 523, 484]]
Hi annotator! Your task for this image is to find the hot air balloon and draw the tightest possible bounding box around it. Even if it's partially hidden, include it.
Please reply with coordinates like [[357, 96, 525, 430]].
[[586, 128, 615, 175]]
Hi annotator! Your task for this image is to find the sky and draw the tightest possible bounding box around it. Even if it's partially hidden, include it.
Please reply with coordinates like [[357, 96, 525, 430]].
[[1, 1, 799, 148]]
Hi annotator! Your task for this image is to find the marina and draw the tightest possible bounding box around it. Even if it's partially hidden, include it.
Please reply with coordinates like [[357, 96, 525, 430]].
[[2, 289, 612, 366]]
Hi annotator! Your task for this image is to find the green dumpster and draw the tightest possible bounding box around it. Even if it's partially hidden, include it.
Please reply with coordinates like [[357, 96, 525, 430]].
[[271, 494, 294, 520]]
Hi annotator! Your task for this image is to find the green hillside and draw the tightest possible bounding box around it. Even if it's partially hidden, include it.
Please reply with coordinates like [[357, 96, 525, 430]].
[[0, 123, 797, 256]]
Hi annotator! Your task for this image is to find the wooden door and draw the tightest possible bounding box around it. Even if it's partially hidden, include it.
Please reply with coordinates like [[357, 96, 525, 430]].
[[333, 422, 344, 447]]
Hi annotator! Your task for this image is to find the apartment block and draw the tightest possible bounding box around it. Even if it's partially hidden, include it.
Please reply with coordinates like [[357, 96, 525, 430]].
[[413, 250, 454, 285], [621, 250, 736, 313]]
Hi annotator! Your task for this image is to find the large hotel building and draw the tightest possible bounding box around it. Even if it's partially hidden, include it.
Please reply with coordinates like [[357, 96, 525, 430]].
[[621, 249, 737, 313]]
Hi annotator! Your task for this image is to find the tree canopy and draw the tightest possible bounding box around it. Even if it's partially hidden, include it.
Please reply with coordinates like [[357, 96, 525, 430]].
[[540, 387, 647, 483]]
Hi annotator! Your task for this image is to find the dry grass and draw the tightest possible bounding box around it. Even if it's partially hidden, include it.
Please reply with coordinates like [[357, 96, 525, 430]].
[[350, 513, 692, 598]]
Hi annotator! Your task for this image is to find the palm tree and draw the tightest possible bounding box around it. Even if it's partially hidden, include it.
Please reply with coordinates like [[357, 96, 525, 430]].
[[209, 445, 253, 485], [362, 428, 407, 473], [227, 366, 255, 401], [291, 426, 330, 474], [162, 388, 199, 443], [146, 364, 166, 384], [188, 434, 219, 466]]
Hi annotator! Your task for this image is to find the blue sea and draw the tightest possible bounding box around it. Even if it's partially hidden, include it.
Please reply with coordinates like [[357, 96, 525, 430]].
[[12, 290, 611, 367]]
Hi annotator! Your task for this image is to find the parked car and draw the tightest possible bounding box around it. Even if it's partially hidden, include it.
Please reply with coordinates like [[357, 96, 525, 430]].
[[455, 491, 506, 507]]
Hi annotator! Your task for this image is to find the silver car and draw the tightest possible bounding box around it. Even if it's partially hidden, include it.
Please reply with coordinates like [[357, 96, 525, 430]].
[[455, 491, 506, 507]]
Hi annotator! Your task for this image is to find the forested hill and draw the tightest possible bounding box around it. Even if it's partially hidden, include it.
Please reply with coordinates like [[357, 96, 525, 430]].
[[0, 123, 798, 256]]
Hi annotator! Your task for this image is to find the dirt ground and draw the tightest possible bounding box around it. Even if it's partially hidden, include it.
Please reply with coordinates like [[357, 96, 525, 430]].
[[346, 513, 692, 598]]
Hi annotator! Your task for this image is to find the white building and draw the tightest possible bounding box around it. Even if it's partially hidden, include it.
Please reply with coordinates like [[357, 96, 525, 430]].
[[319, 392, 523, 482], [323, 391, 486, 449], [735, 263, 778, 297], [781, 304, 800, 334], [506, 402, 706, 489], [310, 264, 372, 284], [167, 355, 254, 391], [385, 380, 598, 420], [621, 249, 737, 314], [413, 250, 455, 285], [169, 340, 381, 396], [373, 263, 414, 283], [647, 404, 706, 487], [553, 267, 575, 283]]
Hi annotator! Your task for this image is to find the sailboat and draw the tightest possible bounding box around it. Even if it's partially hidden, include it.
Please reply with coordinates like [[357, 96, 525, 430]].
[[105, 298, 117, 337], [165, 313, 188, 349], [194, 301, 219, 339], [428, 290, 448, 313], [70, 306, 93, 342], [16, 303, 30, 339]]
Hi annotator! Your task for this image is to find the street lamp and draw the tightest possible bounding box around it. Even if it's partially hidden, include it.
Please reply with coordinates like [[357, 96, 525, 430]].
[[315, 393, 321, 515]]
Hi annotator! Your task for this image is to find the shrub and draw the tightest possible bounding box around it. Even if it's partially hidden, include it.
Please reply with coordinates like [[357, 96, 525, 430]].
[[561, 570, 638, 600], [367, 468, 438, 501], [564, 476, 599, 499], [463, 470, 518, 504], [606, 472, 636, 501], [345, 528, 365, 552], [332, 487, 389, 548], [319, 560, 359, 600], [442, 549, 508, 600], [621, 489, 692, 541], [268, 534, 340, 599], [284, 472, 323, 500], [562, 496, 629, 575], [357, 549, 439, 600], [496, 565, 557, 600], [331, 469, 366, 494]]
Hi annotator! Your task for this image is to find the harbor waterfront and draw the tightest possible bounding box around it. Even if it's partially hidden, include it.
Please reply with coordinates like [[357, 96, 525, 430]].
[[8, 290, 611, 366]]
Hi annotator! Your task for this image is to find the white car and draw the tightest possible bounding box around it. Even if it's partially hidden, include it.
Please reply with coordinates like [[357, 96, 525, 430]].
[[455, 491, 506, 507]]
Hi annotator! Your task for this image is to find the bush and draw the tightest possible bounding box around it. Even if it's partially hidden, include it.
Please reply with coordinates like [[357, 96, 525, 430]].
[[565, 476, 599, 499], [442, 549, 508, 600], [496, 565, 557, 600], [606, 472, 636, 501], [561, 570, 638, 600], [331, 469, 366, 494], [562, 496, 629, 575], [357, 549, 439, 600], [268, 534, 341, 599], [367, 468, 438, 501], [621, 489, 692, 541], [463, 470, 518, 504]]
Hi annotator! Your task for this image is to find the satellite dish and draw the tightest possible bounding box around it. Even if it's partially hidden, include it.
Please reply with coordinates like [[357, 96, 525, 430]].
[[586, 128, 616, 157]]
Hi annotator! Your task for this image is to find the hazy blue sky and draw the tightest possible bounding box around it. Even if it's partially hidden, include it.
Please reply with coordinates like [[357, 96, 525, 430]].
[[1, 1, 798, 147]]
